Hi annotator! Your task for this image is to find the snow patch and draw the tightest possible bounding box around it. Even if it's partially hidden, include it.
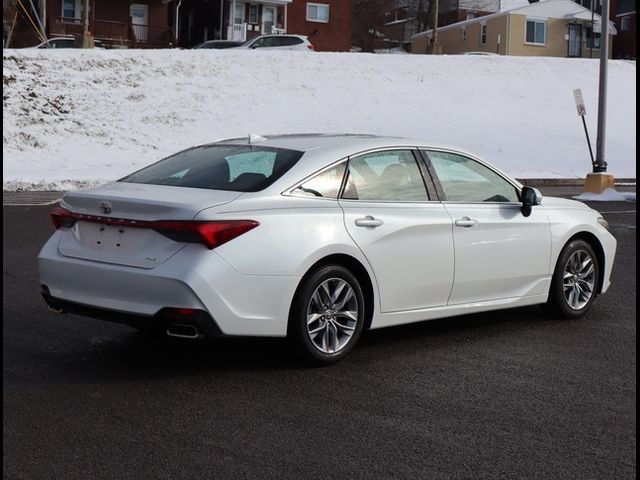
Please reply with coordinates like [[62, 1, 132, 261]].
[[573, 188, 636, 202], [3, 50, 636, 190]]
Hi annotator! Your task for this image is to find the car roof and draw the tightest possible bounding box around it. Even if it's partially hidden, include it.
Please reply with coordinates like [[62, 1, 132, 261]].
[[254, 34, 307, 38], [214, 134, 474, 178], [217, 133, 432, 152]]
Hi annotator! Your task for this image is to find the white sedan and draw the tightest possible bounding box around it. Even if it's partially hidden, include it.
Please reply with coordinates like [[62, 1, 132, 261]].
[[38, 134, 617, 364]]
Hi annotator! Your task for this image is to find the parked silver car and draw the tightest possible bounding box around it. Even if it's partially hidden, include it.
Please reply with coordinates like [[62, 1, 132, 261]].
[[39, 134, 616, 364], [236, 34, 314, 51]]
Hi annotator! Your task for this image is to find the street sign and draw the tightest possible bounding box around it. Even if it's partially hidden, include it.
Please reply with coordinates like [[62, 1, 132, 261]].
[[573, 88, 587, 117], [573, 88, 594, 166]]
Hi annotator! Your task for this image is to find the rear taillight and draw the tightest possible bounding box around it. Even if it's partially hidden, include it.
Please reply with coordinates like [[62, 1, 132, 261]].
[[153, 220, 259, 249], [307, 43, 314, 50], [48, 206, 258, 249], [50, 206, 75, 229]]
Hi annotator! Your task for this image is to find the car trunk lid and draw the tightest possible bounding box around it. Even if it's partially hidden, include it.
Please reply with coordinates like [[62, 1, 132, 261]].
[[57, 182, 243, 269]]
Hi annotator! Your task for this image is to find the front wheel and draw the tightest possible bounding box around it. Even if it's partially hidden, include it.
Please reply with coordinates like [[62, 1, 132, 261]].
[[548, 239, 600, 318], [288, 265, 365, 365]]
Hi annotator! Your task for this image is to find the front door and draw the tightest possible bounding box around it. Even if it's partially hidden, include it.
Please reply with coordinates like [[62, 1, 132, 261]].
[[568, 24, 582, 57], [423, 150, 551, 305], [262, 6, 276, 34], [130, 4, 149, 42], [339, 149, 455, 313]]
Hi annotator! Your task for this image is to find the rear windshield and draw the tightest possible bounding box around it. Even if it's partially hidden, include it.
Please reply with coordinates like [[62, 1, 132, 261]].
[[119, 145, 303, 192]]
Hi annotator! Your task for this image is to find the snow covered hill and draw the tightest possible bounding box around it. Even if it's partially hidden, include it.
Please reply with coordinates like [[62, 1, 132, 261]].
[[2, 50, 636, 190]]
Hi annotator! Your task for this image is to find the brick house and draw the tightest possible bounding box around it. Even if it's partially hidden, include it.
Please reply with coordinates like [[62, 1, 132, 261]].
[[611, 0, 635, 58], [47, 0, 175, 47], [573, 0, 636, 58], [4, 0, 350, 50], [177, 0, 351, 51]]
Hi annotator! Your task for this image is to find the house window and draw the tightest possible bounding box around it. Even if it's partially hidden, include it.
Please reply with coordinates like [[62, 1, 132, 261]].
[[234, 4, 245, 25], [461, 26, 466, 41], [307, 3, 330, 23], [525, 19, 546, 45], [480, 23, 487, 44], [586, 27, 601, 48], [62, 0, 86, 19], [248, 5, 258, 24], [621, 15, 631, 31], [62, 0, 75, 18]]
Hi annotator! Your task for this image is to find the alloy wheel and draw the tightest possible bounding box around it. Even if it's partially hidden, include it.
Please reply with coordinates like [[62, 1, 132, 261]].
[[562, 249, 596, 310], [306, 278, 359, 354]]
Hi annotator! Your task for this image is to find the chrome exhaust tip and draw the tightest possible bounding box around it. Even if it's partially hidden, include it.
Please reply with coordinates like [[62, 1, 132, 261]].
[[166, 323, 200, 339]]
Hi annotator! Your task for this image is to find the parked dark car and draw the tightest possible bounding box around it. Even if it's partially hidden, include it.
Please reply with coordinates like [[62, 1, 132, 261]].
[[32, 37, 104, 49], [193, 40, 245, 49]]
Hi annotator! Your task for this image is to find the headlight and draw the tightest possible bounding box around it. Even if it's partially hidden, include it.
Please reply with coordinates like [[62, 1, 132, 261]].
[[597, 216, 611, 232]]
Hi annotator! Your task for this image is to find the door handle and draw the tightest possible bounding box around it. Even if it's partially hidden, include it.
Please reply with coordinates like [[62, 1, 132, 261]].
[[355, 216, 384, 228], [454, 216, 478, 228]]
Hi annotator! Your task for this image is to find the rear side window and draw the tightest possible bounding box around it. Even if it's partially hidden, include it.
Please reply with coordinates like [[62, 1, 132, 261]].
[[278, 36, 303, 46], [342, 150, 429, 202], [291, 162, 346, 198], [119, 145, 303, 192]]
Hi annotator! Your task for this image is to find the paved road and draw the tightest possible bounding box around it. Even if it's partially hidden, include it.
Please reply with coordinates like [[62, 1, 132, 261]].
[[3, 201, 636, 479]]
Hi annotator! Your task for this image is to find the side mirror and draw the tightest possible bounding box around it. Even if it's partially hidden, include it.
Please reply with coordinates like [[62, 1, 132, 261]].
[[521, 186, 542, 217], [521, 186, 542, 207]]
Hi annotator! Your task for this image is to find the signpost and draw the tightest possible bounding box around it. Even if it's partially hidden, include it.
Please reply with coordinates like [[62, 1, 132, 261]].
[[573, 88, 595, 168]]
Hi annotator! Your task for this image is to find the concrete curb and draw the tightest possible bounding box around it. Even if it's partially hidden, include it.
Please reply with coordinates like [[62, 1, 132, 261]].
[[517, 178, 636, 187]]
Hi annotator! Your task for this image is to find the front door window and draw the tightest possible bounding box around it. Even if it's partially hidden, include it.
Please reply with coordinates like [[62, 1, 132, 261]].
[[130, 4, 149, 42], [234, 4, 245, 25], [568, 24, 582, 57], [262, 6, 276, 34]]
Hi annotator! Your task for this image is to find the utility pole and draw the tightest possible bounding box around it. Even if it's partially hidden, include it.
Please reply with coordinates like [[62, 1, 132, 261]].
[[432, 0, 441, 54], [40, 0, 46, 31], [583, 0, 615, 193], [594, 0, 610, 173], [76, 0, 94, 47], [589, 0, 596, 58], [83, 0, 89, 35]]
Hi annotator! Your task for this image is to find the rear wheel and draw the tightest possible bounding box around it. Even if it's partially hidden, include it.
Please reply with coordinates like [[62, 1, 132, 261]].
[[288, 265, 365, 365], [548, 239, 599, 318]]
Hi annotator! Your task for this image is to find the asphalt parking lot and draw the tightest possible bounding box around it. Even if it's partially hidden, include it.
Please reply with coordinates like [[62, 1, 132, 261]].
[[2, 195, 636, 479]]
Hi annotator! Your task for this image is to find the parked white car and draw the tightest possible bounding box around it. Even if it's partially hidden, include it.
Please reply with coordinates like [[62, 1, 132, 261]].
[[39, 134, 616, 364], [235, 34, 314, 51]]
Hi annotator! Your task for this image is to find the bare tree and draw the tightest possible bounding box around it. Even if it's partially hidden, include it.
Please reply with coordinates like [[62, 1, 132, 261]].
[[352, 0, 397, 52]]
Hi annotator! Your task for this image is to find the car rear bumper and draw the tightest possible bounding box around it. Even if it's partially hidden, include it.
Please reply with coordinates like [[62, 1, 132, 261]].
[[41, 291, 224, 337], [38, 231, 300, 337]]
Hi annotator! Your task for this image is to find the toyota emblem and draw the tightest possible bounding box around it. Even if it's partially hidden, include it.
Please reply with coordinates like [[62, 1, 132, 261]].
[[99, 201, 112, 214]]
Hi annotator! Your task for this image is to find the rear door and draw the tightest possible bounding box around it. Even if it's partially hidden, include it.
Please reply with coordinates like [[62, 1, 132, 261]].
[[339, 149, 454, 313], [422, 149, 551, 305]]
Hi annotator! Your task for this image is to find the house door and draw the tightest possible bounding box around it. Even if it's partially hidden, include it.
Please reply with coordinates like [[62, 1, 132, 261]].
[[130, 4, 149, 43], [262, 6, 276, 34], [567, 24, 582, 57]]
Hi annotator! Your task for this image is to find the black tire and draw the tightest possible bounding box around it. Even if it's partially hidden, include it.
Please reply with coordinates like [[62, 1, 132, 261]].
[[548, 239, 600, 319], [288, 264, 365, 365]]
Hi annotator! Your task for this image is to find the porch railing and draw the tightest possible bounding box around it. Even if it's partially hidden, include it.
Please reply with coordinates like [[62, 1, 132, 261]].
[[131, 24, 174, 48], [50, 16, 84, 37], [229, 23, 247, 41], [49, 16, 172, 48], [93, 19, 130, 43], [271, 26, 285, 34]]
